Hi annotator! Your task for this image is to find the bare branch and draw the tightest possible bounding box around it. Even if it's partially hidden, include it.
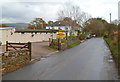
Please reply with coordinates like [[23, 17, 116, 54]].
[[57, 1, 91, 27]]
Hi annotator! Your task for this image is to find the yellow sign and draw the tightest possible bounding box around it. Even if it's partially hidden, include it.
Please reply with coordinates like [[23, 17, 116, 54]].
[[56, 32, 66, 38]]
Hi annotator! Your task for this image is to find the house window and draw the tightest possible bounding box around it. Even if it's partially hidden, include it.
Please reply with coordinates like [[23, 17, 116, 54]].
[[11, 32, 13, 35], [58, 27, 62, 30], [21, 32, 25, 34], [31, 34, 34, 37]]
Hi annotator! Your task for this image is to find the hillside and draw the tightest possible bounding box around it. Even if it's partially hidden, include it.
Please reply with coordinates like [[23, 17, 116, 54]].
[[4, 23, 29, 28]]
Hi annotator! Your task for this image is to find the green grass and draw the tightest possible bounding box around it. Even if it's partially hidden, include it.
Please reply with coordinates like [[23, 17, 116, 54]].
[[49, 45, 58, 50], [67, 40, 81, 48], [54, 39, 67, 43], [104, 38, 118, 55], [49, 40, 81, 50], [104, 37, 120, 74], [43, 46, 57, 51]]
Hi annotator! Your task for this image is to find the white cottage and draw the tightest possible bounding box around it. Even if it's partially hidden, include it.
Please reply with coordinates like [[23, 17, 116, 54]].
[[46, 21, 71, 36]]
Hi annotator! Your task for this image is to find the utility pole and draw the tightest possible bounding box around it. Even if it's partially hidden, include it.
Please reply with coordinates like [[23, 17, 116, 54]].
[[110, 13, 111, 23]]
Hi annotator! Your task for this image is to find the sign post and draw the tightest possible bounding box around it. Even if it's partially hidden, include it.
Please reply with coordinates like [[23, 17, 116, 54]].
[[56, 32, 66, 38], [57, 38, 61, 50], [56, 32, 66, 50]]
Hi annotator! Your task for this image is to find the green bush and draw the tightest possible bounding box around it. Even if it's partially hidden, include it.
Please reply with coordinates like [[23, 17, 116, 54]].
[[50, 45, 58, 50], [103, 31, 109, 38], [79, 34, 86, 40], [68, 35, 78, 41]]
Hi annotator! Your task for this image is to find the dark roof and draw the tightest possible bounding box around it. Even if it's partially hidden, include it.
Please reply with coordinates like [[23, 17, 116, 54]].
[[15, 29, 66, 33], [48, 21, 70, 27]]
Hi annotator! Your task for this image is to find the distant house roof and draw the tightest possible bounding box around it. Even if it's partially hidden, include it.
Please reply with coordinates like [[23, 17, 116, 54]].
[[47, 21, 70, 27], [47, 19, 82, 29], [63, 17, 82, 28]]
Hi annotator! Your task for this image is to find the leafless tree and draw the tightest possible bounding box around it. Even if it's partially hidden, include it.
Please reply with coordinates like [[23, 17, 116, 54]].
[[57, 1, 91, 27]]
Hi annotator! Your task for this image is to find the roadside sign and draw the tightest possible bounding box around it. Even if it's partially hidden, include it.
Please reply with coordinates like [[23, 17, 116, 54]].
[[56, 32, 66, 38]]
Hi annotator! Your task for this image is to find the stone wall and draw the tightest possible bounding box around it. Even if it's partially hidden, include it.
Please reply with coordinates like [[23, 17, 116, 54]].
[[60, 43, 67, 50], [1, 50, 30, 75], [49, 39, 67, 50]]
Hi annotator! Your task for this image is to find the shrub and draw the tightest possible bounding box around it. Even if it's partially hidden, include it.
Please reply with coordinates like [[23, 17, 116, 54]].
[[79, 34, 86, 40]]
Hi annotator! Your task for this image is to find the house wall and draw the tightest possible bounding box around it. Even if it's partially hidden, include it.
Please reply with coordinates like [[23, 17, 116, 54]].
[[46, 26, 71, 31], [0, 28, 14, 45], [46, 26, 71, 36], [0, 28, 56, 45]]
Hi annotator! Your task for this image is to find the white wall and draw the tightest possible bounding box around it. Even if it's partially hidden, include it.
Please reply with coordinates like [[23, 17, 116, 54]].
[[0, 28, 56, 45], [46, 26, 71, 31], [0, 28, 14, 45], [46, 26, 71, 36]]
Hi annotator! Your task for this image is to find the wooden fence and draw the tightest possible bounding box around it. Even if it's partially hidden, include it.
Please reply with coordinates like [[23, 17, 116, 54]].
[[6, 41, 31, 60]]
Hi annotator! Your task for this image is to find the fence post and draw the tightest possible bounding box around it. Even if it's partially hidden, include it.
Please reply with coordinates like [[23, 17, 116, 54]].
[[28, 42, 31, 61], [49, 38, 51, 46], [58, 38, 61, 50], [6, 41, 8, 51]]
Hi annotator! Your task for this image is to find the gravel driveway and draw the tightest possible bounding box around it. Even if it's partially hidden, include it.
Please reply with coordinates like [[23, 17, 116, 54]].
[[0, 41, 57, 60]]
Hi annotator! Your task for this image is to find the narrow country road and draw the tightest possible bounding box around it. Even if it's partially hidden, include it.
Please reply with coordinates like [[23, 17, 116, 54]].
[[3, 38, 118, 80]]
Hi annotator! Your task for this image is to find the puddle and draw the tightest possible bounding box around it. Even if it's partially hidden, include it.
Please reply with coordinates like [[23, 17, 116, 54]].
[[41, 58, 46, 60], [108, 59, 113, 63]]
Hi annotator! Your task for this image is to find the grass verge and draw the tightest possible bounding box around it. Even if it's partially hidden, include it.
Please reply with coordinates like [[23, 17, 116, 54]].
[[43, 46, 57, 51], [49, 45, 58, 50], [104, 37, 120, 75], [67, 40, 81, 48]]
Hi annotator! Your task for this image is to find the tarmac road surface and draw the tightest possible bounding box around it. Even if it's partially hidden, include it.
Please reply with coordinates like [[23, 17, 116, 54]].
[[3, 38, 118, 80]]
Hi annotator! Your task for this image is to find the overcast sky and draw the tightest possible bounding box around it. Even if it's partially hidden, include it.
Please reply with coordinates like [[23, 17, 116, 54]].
[[0, 0, 119, 23]]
